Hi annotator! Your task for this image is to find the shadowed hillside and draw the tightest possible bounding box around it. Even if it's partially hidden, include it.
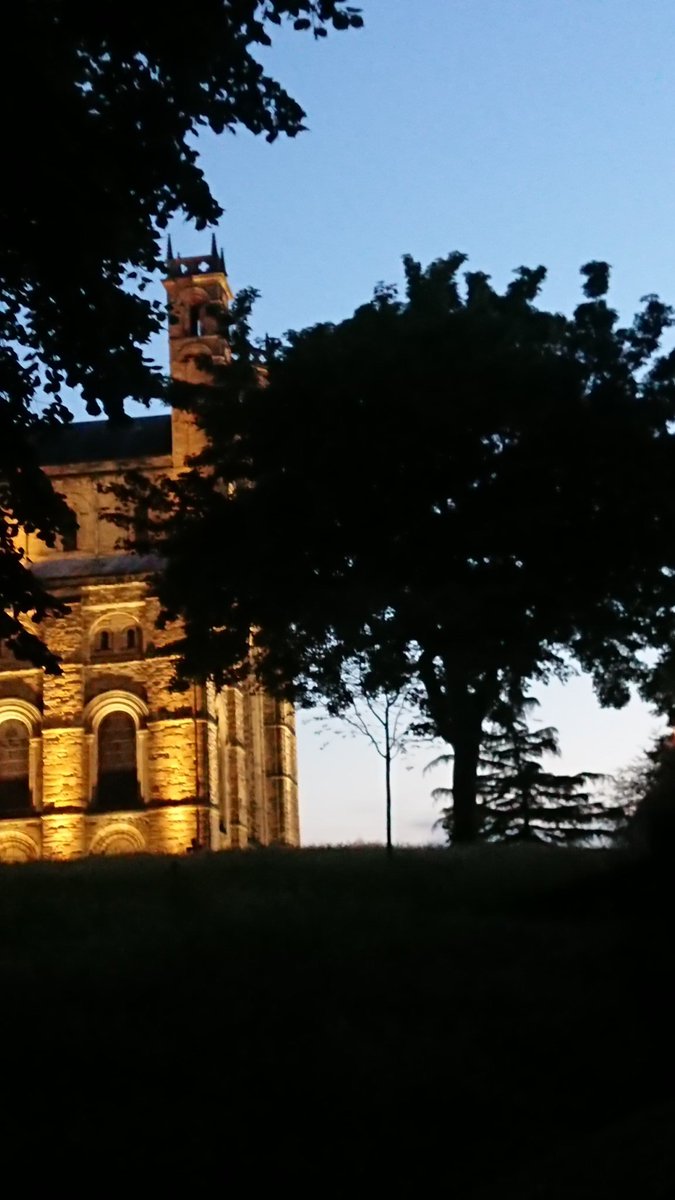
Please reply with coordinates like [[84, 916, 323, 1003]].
[[0, 845, 672, 1194]]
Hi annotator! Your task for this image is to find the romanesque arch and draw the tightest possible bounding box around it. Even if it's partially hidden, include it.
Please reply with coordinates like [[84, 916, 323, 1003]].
[[0, 699, 41, 814], [89, 823, 146, 856], [0, 830, 39, 863], [83, 691, 149, 811]]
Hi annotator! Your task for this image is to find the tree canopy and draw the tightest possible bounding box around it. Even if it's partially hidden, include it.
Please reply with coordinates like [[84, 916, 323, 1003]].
[[0, 0, 362, 665], [129, 252, 675, 839]]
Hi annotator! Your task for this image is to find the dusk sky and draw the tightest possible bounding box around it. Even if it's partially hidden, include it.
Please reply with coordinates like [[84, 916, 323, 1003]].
[[161, 0, 675, 845]]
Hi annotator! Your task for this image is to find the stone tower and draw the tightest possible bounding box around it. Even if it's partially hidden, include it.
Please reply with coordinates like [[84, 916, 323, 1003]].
[[0, 243, 300, 861], [163, 235, 234, 462]]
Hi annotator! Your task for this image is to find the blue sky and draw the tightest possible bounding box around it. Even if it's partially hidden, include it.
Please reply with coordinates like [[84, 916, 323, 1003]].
[[163, 0, 675, 844]]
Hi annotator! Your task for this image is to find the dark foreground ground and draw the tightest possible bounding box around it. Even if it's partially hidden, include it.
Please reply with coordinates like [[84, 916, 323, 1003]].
[[0, 844, 673, 1195]]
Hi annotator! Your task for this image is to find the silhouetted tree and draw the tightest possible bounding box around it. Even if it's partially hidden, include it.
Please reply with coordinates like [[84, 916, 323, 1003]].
[[317, 659, 421, 856], [427, 700, 619, 845], [0, 1, 362, 665], [123, 253, 675, 841], [614, 732, 675, 859]]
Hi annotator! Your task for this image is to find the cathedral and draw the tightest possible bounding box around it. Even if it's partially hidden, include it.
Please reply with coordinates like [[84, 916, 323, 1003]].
[[0, 245, 299, 861]]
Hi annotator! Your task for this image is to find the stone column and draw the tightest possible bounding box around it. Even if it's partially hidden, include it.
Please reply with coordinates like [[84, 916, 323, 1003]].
[[264, 697, 299, 845], [221, 687, 249, 848]]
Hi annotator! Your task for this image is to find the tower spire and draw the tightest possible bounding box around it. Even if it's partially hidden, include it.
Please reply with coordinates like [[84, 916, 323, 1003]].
[[166, 234, 174, 263]]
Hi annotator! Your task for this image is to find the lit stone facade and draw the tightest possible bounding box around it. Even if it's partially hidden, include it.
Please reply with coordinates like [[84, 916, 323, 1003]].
[[0, 247, 299, 861]]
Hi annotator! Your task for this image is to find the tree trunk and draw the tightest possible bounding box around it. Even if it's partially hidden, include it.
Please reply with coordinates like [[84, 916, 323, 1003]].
[[385, 744, 393, 859], [522, 785, 531, 839], [415, 650, 489, 844], [452, 726, 482, 843], [383, 702, 394, 858]]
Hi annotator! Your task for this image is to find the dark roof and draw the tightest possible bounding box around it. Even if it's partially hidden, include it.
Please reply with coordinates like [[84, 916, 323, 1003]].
[[33, 553, 164, 583], [38, 415, 172, 467]]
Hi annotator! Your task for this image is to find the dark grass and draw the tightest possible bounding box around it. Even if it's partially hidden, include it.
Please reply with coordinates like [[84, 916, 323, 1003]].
[[1, 844, 673, 1193]]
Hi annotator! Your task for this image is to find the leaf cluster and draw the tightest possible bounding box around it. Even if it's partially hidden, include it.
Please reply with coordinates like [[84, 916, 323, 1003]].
[[0, 1, 360, 663]]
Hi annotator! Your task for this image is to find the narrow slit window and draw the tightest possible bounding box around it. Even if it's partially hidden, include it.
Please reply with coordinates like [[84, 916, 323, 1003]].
[[189, 304, 201, 337]]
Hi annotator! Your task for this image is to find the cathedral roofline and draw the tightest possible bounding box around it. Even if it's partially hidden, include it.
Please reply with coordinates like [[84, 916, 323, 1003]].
[[37, 414, 172, 468]]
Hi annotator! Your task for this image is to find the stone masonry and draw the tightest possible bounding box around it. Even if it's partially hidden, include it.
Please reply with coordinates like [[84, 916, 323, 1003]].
[[0, 245, 299, 860]]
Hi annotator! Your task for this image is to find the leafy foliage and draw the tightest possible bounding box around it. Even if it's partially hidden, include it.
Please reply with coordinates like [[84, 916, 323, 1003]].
[[0, 0, 361, 664], [123, 252, 675, 840]]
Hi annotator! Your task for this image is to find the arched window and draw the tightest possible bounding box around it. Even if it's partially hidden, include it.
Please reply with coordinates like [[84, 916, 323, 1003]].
[[0, 719, 30, 813], [91, 623, 142, 660], [95, 711, 139, 811]]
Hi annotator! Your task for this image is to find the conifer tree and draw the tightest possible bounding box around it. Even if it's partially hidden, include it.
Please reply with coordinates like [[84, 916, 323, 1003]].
[[428, 701, 622, 845]]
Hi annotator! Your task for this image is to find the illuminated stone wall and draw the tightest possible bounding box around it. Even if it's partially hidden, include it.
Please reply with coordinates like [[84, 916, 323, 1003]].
[[0, 256, 299, 862], [0, 572, 299, 861]]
